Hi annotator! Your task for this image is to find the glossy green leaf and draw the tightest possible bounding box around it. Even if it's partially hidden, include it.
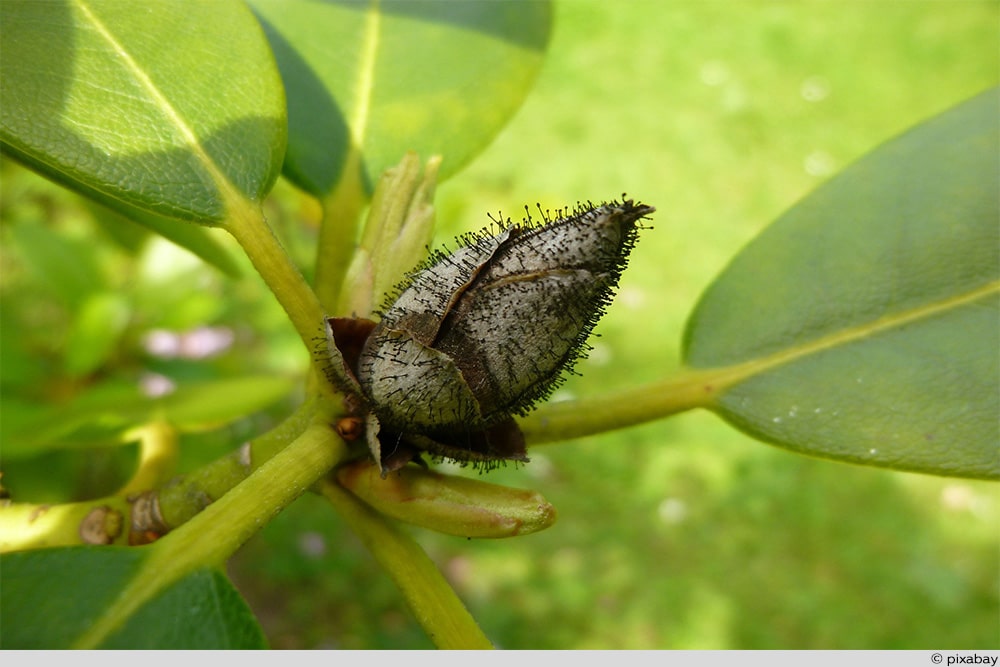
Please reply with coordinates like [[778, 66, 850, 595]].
[[0, 547, 266, 649], [248, 0, 552, 196], [0, 0, 286, 224], [683, 88, 999, 479], [102, 569, 267, 649]]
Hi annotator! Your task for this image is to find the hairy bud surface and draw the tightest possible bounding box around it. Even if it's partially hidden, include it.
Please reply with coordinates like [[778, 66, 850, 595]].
[[328, 197, 654, 472]]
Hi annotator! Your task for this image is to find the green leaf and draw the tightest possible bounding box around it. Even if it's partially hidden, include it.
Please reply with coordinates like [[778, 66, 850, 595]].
[[8, 223, 107, 306], [248, 0, 552, 196], [683, 88, 999, 479], [1, 381, 145, 457], [0, 547, 266, 649], [93, 204, 243, 278], [0, 0, 286, 224], [1, 376, 295, 457], [64, 292, 131, 377], [159, 375, 296, 431], [102, 568, 267, 649]]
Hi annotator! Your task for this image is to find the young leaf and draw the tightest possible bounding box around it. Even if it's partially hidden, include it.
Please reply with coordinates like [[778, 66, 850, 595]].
[[0, 0, 286, 225], [683, 88, 999, 479], [0, 547, 265, 649], [248, 0, 552, 196]]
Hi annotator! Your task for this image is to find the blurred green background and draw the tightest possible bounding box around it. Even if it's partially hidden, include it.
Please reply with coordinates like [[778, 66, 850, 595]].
[[2, 0, 997, 650]]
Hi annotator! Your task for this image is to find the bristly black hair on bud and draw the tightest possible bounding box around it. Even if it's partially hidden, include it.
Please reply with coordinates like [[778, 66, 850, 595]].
[[327, 196, 654, 473]]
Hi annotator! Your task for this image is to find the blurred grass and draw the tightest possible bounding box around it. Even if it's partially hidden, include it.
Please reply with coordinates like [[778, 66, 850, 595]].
[[2, 0, 997, 650]]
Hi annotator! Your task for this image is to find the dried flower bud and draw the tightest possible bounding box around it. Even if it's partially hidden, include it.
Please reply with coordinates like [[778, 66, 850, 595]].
[[328, 197, 653, 472]]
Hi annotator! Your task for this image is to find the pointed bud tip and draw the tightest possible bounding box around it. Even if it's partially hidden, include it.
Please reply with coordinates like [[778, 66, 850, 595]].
[[337, 196, 655, 471]]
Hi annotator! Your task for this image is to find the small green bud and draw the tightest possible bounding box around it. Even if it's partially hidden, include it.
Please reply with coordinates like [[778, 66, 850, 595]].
[[336, 459, 557, 538]]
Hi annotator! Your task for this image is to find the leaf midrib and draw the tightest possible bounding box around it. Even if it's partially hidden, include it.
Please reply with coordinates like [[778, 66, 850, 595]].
[[348, 0, 381, 150], [73, 0, 248, 218], [703, 278, 1000, 394]]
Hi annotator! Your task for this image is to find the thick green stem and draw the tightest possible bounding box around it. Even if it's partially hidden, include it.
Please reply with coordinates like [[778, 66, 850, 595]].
[[73, 421, 347, 649], [0, 498, 132, 551], [155, 396, 324, 529], [224, 207, 343, 396], [519, 367, 721, 444], [228, 213, 324, 342], [318, 479, 494, 649]]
